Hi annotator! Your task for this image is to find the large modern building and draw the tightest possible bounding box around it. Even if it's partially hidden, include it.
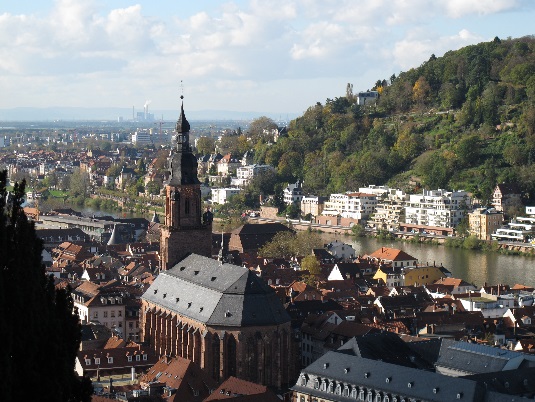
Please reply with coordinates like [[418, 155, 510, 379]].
[[405, 189, 471, 229]]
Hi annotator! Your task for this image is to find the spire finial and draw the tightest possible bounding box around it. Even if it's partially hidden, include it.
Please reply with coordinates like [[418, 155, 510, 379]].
[[180, 80, 184, 101]]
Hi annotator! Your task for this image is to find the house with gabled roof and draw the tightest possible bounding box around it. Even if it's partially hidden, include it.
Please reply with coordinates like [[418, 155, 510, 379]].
[[492, 183, 522, 213], [139, 356, 217, 402], [366, 247, 417, 268]]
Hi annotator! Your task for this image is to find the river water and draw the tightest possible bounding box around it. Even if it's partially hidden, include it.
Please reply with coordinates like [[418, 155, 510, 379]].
[[59, 207, 535, 287], [327, 235, 535, 288]]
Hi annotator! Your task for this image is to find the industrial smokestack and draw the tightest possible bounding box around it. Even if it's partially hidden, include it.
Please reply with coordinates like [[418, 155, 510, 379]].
[[144, 100, 151, 120]]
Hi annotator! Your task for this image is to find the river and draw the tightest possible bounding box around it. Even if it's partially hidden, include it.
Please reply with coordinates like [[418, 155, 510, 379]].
[[327, 235, 535, 288]]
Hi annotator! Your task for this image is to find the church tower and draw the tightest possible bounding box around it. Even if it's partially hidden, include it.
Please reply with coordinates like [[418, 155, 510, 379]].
[[160, 97, 213, 270]]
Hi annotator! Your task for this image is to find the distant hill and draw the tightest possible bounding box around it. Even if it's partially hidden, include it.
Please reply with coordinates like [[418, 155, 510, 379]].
[[248, 35, 535, 214], [0, 107, 298, 122]]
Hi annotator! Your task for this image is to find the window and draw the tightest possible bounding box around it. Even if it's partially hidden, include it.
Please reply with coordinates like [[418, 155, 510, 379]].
[[129, 322, 133, 328], [136, 355, 141, 361], [94, 358, 100, 365], [108, 357, 113, 364], [85, 359, 91, 365], [118, 310, 122, 317], [93, 312, 98, 319], [127, 355, 132, 362], [118, 322, 122, 328], [111, 311, 115, 318], [103, 311, 108, 318], [143, 354, 147, 361]]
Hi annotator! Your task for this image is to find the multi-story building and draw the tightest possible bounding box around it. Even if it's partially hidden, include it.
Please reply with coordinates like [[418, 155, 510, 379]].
[[300, 196, 327, 218], [235, 164, 275, 187], [468, 207, 504, 240], [211, 187, 241, 204], [131, 130, 152, 144], [404, 189, 471, 228], [283, 181, 304, 205], [72, 281, 127, 337], [217, 153, 241, 176], [374, 264, 449, 288], [368, 188, 409, 231], [323, 192, 377, 221], [492, 183, 522, 213], [491, 216, 535, 243]]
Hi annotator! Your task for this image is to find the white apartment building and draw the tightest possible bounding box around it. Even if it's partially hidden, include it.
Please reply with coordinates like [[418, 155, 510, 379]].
[[491, 216, 535, 243], [368, 188, 409, 231], [323, 192, 377, 220], [404, 189, 471, 228], [211, 187, 241, 204], [235, 164, 275, 187], [131, 131, 152, 144], [358, 185, 391, 197]]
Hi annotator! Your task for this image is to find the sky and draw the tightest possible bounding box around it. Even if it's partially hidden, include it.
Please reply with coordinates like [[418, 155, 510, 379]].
[[1, 0, 534, 117]]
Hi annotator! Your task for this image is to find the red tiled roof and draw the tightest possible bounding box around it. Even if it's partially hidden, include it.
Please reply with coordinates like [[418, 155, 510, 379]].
[[204, 376, 280, 401], [367, 247, 417, 262]]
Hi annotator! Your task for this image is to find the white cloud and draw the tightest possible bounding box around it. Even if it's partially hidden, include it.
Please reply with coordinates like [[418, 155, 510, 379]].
[[0, 0, 532, 112], [443, 0, 518, 18], [393, 29, 484, 70]]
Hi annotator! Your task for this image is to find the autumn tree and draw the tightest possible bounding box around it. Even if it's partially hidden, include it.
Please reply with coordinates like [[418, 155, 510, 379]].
[[412, 76, 431, 106], [300, 254, 321, 275]]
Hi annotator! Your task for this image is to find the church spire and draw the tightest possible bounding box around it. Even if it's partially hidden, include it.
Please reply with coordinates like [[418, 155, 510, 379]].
[[168, 95, 199, 186]]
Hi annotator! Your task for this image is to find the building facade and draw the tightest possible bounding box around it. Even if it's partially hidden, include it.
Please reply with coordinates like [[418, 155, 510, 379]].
[[405, 189, 471, 228], [468, 208, 504, 240]]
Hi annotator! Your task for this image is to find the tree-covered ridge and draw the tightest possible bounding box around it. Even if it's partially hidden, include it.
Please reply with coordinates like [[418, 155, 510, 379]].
[[251, 36, 535, 207]]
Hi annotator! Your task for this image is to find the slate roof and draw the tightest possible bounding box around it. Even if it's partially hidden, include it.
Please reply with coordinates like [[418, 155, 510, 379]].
[[142, 253, 290, 327], [292, 351, 484, 402], [436, 339, 535, 375], [337, 332, 433, 370]]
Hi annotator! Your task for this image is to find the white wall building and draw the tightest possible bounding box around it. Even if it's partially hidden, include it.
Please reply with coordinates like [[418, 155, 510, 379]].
[[283, 181, 303, 205], [131, 131, 152, 144], [323, 192, 377, 220], [235, 164, 275, 187], [211, 187, 241, 204], [356, 91, 379, 106], [404, 189, 471, 228]]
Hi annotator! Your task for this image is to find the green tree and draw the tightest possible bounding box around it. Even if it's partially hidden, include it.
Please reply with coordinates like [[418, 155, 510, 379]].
[[301, 254, 321, 275], [196, 136, 216, 155], [0, 171, 92, 401], [69, 168, 90, 199], [258, 231, 295, 258], [293, 230, 323, 256], [248, 116, 278, 142]]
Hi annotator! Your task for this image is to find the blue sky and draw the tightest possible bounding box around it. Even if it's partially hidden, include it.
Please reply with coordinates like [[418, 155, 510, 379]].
[[1, 0, 534, 116]]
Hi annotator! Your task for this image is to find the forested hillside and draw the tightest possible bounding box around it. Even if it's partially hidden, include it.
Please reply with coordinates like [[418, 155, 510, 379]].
[[251, 36, 535, 208]]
